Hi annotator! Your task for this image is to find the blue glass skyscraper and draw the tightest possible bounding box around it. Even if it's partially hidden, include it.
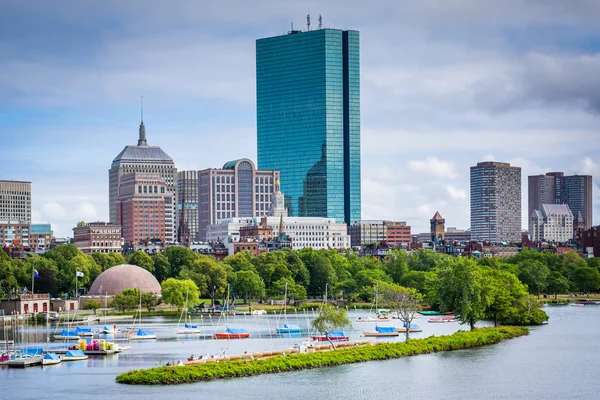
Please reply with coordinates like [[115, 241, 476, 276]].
[[256, 27, 361, 225]]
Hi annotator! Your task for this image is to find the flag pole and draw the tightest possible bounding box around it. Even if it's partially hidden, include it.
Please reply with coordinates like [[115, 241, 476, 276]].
[[31, 265, 34, 294]]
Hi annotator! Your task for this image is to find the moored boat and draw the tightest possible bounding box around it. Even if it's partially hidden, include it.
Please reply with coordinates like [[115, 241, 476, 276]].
[[76, 327, 94, 337], [397, 322, 422, 333], [363, 326, 399, 337], [214, 327, 250, 339], [176, 323, 201, 334], [276, 324, 303, 334], [53, 329, 80, 340], [101, 325, 122, 334], [61, 349, 88, 361], [311, 331, 349, 342], [428, 317, 456, 323], [42, 352, 61, 366], [129, 329, 157, 340], [356, 317, 390, 323]]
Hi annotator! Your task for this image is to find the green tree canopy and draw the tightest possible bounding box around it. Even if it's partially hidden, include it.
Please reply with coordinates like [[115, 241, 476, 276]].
[[377, 281, 422, 340], [160, 278, 200, 310], [128, 250, 154, 274], [311, 304, 351, 347], [573, 267, 600, 296], [234, 269, 265, 302]]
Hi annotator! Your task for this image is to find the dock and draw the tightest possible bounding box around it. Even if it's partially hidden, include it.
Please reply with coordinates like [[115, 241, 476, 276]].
[[5, 358, 43, 368], [53, 349, 123, 356]]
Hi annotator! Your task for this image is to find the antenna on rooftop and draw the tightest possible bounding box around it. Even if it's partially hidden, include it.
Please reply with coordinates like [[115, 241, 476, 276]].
[[318, 15, 322, 29], [307, 14, 311, 31], [141, 95, 144, 122]]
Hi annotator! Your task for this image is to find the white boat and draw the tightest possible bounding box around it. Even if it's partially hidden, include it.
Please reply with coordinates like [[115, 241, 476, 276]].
[[176, 323, 201, 334], [363, 326, 399, 337], [61, 349, 88, 361], [428, 317, 456, 323], [42, 352, 62, 366], [356, 317, 390, 323], [101, 325, 122, 334], [75, 327, 94, 337], [129, 329, 157, 340], [396, 323, 422, 333], [251, 309, 267, 315], [53, 330, 80, 340]]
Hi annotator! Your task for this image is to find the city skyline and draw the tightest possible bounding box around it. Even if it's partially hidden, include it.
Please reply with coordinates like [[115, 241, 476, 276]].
[[2, 1, 599, 237]]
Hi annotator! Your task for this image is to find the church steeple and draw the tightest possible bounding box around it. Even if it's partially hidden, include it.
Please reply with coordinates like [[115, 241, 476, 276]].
[[138, 96, 147, 146]]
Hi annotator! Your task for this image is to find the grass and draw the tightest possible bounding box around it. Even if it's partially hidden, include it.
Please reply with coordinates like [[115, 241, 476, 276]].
[[116, 326, 528, 385]]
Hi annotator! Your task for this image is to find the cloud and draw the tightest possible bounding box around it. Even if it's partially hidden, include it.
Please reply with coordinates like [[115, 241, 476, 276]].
[[574, 157, 600, 176], [446, 185, 467, 200], [407, 157, 459, 179]]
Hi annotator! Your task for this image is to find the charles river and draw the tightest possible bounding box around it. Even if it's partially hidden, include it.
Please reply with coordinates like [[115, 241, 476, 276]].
[[1, 305, 598, 399]]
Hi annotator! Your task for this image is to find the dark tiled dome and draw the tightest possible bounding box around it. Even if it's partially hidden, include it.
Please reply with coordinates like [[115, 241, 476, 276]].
[[89, 264, 161, 295]]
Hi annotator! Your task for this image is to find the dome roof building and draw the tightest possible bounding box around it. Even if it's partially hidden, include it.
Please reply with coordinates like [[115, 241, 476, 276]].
[[89, 264, 161, 296]]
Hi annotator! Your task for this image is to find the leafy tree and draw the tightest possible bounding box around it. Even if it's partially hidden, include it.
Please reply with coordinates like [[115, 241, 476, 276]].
[[163, 246, 197, 278], [377, 281, 422, 340], [160, 278, 200, 310], [517, 259, 549, 298], [483, 268, 529, 326], [399, 270, 428, 293], [281, 249, 310, 287], [573, 267, 600, 296], [427, 257, 492, 330], [355, 268, 392, 291], [407, 248, 442, 271], [383, 250, 409, 284], [76, 221, 86, 227], [546, 271, 571, 299], [83, 300, 102, 314], [253, 252, 286, 289], [224, 251, 257, 272], [235, 269, 265, 303], [179, 255, 227, 305], [311, 304, 351, 348], [91, 252, 125, 271], [307, 253, 337, 296], [25, 255, 58, 296], [152, 252, 170, 283], [129, 250, 155, 274], [141, 292, 160, 311], [110, 292, 138, 312], [269, 278, 307, 301]]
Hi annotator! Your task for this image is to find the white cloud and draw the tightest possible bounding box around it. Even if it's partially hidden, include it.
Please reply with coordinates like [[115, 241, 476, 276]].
[[446, 185, 467, 200], [573, 157, 600, 176], [407, 156, 458, 179], [40, 202, 67, 220]]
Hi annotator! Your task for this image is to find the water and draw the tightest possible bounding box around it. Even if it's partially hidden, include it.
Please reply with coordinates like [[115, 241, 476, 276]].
[[2, 306, 599, 399]]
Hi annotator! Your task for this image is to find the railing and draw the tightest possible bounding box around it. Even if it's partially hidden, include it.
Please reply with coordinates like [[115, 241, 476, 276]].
[[18, 294, 50, 300]]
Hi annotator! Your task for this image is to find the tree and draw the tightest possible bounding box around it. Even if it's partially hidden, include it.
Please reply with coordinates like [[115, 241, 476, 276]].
[[407, 248, 442, 271], [76, 221, 86, 227], [377, 281, 422, 340], [163, 246, 196, 278], [83, 300, 102, 315], [160, 278, 200, 310], [152, 252, 170, 283], [399, 270, 428, 293], [311, 304, 351, 348], [269, 277, 307, 301], [92, 252, 125, 271], [110, 292, 138, 312], [141, 292, 160, 311], [383, 250, 409, 284], [224, 251, 257, 272], [483, 268, 529, 326], [573, 267, 600, 297], [128, 250, 154, 274], [517, 259, 549, 298], [427, 257, 492, 330], [546, 271, 571, 299], [25, 255, 59, 296], [234, 270, 265, 303]]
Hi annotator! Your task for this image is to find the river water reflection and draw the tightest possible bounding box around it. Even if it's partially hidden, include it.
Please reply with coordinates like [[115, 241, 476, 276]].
[[2, 306, 598, 399]]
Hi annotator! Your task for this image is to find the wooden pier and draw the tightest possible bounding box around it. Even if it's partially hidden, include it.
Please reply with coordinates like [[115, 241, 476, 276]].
[[5, 358, 43, 368]]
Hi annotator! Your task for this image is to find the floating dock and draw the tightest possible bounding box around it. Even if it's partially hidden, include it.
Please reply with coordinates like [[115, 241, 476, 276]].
[[4, 358, 43, 368]]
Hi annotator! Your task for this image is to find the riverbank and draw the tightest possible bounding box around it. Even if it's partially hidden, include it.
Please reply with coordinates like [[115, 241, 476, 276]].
[[116, 326, 528, 385]]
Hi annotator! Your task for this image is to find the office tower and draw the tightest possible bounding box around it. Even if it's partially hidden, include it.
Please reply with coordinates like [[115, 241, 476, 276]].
[[177, 171, 198, 243], [0, 180, 31, 223], [470, 161, 522, 242], [430, 211, 445, 241], [116, 172, 167, 244], [530, 204, 574, 243], [109, 117, 177, 242], [197, 159, 279, 241], [256, 26, 360, 224], [73, 222, 122, 254]]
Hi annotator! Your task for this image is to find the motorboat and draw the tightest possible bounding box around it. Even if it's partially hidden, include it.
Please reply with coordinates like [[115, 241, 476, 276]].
[[129, 329, 157, 340], [311, 331, 349, 342], [397, 322, 422, 333], [363, 326, 399, 337], [53, 330, 80, 340], [176, 323, 201, 334], [61, 349, 88, 361], [276, 324, 303, 335], [42, 352, 62, 366], [214, 327, 250, 339]]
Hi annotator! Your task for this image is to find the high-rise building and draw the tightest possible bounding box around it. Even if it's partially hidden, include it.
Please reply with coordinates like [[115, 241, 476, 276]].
[[430, 211, 445, 241], [530, 204, 574, 243], [116, 172, 167, 244], [109, 117, 177, 242], [528, 172, 592, 232], [73, 222, 122, 254], [177, 171, 198, 243], [0, 180, 31, 223], [348, 220, 410, 248], [256, 27, 361, 224], [30, 224, 53, 253], [198, 159, 279, 241], [470, 161, 522, 242]]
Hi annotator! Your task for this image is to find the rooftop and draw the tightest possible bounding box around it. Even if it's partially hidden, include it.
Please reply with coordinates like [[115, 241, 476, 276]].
[[541, 204, 573, 216], [112, 145, 174, 165]]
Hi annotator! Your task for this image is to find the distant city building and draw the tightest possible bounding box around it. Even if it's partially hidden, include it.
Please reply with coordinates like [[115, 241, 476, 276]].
[[444, 227, 472, 242], [177, 170, 198, 244], [530, 204, 574, 243], [30, 224, 53, 253], [116, 173, 167, 244], [73, 222, 122, 254], [349, 220, 410, 248], [198, 159, 279, 241], [0, 220, 29, 247], [0, 180, 31, 223], [578, 226, 600, 258], [470, 161, 522, 242], [430, 211, 445, 241], [256, 27, 361, 224], [109, 116, 177, 242], [528, 172, 593, 232]]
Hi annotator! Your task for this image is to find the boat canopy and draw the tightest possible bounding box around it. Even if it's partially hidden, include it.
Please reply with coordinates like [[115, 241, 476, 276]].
[[103, 326, 111, 331], [375, 326, 396, 333], [24, 347, 44, 355], [44, 352, 60, 361], [136, 329, 155, 336], [75, 327, 92, 333], [226, 328, 248, 334], [65, 350, 86, 357], [60, 330, 78, 337], [329, 331, 346, 337], [283, 324, 301, 330], [403, 322, 420, 329], [184, 323, 199, 329]]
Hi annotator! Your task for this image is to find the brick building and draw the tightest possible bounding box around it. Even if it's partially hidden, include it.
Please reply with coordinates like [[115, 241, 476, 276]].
[[73, 222, 122, 254]]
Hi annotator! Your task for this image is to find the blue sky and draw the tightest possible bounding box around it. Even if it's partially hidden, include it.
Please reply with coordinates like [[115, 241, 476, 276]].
[[1, 0, 599, 238]]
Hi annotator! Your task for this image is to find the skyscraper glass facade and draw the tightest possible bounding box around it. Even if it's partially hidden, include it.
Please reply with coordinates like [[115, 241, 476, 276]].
[[256, 28, 360, 225]]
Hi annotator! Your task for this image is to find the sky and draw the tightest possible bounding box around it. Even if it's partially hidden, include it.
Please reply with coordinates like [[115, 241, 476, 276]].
[[1, 0, 600, 238]]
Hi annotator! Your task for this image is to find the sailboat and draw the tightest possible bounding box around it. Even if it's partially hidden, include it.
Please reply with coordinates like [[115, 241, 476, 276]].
[[362, 325, 399, 337], [128, 291, 156, 340], [42, 352, 62, 366], [176, 292, 201, 334], [61, 349, 88, 361], [214, 285, 249, 339], [356, 284, 390, 323]]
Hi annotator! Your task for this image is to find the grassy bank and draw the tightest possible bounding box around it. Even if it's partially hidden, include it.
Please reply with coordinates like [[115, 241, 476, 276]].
[[116, 326, 528, 385]]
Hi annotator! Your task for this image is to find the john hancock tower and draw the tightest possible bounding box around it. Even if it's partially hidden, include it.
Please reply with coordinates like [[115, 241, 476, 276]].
[[256, 23, 361, 225]]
